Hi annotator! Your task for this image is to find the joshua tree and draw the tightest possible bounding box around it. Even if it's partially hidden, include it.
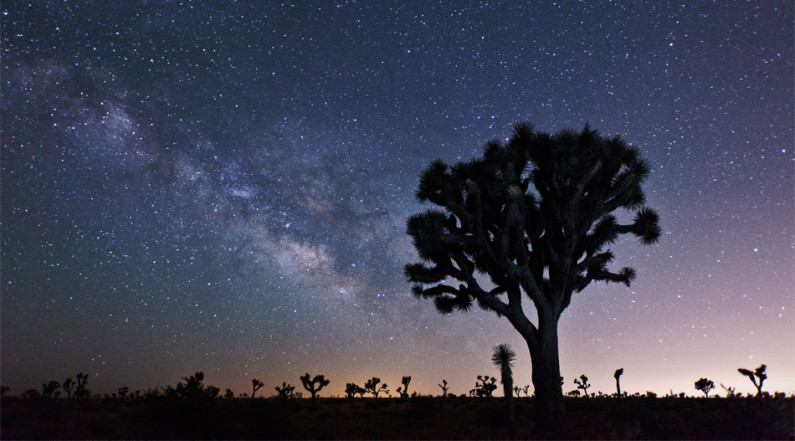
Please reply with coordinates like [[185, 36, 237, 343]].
[[738, 364, 767, 397], [225, 388, 235, 399], [720, 383, 737, 398], [345, 383, 363, 399], [364, 377, 389, 398], [614, 368, 624, 397], [75, 372, 89, 400], [397, 376, 412, 398], [63, 378, 75, 399], [251, 379, 264, 399], [300, 373, 329, 401], [438, 379, 449, 397], [473, 375, 498, 397], [695, 378, 715, 397], [573, 375, 591, 398], [118, 386, 129, 400], [275, 382, 296, 399], [405, 123, 660, 438], [42, 380, 60, 398], [492, 343, 517, 431]]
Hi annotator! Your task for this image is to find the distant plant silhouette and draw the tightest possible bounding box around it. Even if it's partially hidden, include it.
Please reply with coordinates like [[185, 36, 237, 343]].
[[62, 378, 75, 399], [225, 388, 235, 399], [275, 382, 296, 399], [492, 343, 517, 432], [118, 386, 129, 400], [396, 376, 412, 398], [438, 379, 449, 398], [514, 386, 521, 397], [522, 385, 531, 397], [21, 389, 41, 400], [42, 380, 60, 398], [300, 373, 329, 401], [614, 368, 624, 397], [720, 383, 737, 398], [738, 364, 767, 397], [567, 390, 580, 398], [75, 372, 89, 400], [405, 123, 660, 438], [251, 379, 264, 399], [573, 375, 591, 398], [695, 378, 715, 397], [165, 371, 219, 401], [345, 383, 365, 399], [471, 375, 498, 398], [1, 385, 9, 396], [364, 377, 388, 398]]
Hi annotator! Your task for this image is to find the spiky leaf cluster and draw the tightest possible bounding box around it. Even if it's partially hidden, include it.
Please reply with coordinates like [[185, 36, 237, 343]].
[[406, 123, 660, 319]]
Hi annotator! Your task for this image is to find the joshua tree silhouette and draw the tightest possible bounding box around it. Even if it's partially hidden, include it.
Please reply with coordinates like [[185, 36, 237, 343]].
[[275, 382, 296, 399], [405, 123, 660, 438], [738, 364, 767, 397], [492, 344, 517, 433], [573, 375, 591, 398], [614, 368, 624, 397], [720, 383, 737, 398], [62, 378, 75, 399], [695, 378, 715, 397], [438, 379, 449, 397], [75, 372, 89, 400], [42, 380, 60, 398], [364, 377, 388, 398], [472, 375, 498, 398], [345, 383, 365, 399], [397, 376, 412, 398], [299, 373, 329, 401], [251, 379, 264, 399]]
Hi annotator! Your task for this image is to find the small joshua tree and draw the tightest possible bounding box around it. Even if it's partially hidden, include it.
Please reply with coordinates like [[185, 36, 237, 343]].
[[364, 377, 389, 398], [275, 382, 295, 399], [474, 375, 498, 397], [118, 386, 129, 400], [695, 378, 715, 397], [251, 379, 264, 399], [75, 372, 90, 400], [614, 368, 624, 397], [345, 383, 363, 399], [42, 380, 60, 398], [738, 364, 767, 397], [300, 373, 330, 401], [574, 375, 591, 398], [396, 376, 412, 399], [438, 379, 449, 397], [63, 378, 75, 399], [720, 383, 737, 398]]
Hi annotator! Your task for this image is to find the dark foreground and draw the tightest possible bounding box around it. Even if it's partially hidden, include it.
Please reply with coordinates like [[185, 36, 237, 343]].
[[2, 395, 793, 440]]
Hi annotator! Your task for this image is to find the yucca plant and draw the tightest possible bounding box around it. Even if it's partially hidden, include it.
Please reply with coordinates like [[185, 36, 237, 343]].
[[492, 344, 517, 433]]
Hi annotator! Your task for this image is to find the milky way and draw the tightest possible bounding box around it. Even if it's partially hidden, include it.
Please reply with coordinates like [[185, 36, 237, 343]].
[[2, 1, 793, 398]]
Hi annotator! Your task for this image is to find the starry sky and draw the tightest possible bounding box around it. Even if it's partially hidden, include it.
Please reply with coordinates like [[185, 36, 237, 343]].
[[2, 1, 793, 399]]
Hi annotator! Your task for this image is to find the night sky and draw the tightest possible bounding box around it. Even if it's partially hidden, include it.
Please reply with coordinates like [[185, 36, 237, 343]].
[[2, 1, 793, 399]]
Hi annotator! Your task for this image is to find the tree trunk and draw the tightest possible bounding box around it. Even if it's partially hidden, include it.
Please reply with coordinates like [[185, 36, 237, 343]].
[[527, 315, 565, 439], [615, 378, 621, 397], [502, 365, 516, 438]]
